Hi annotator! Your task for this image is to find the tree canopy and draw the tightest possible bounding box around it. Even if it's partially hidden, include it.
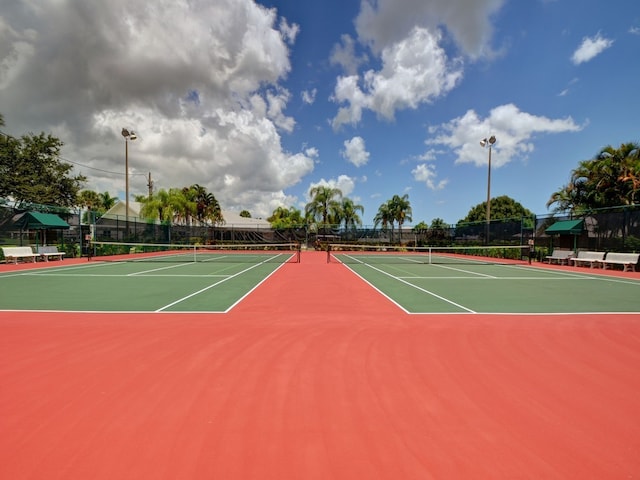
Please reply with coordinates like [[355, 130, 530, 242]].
[[547, 142, 640, 213], [267, 206, 305, 229], [136, 184, 223, 226], [374, 194, 412, 242], [77, 190, 119, 222], [460, 195, 533, 224], [0, 116, 86, 207], [304, 186, 343, 226]]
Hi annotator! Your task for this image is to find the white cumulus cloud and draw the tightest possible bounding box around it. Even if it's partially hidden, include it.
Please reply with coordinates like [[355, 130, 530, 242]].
[[412, 163, 448, 190], [427, 104, 583, 168], [342, 136, 370, 167], [331, 27, 463, 129], [0, 0, 314, 218]]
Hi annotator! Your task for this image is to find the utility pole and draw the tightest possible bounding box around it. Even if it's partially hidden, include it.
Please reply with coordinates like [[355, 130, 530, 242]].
[[147, 172, 154, 199]]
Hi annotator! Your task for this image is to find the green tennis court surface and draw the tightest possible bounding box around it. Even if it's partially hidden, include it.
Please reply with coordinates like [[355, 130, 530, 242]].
[[2, 251, 639, 313], [333, 254, 640, 314], [0, 259, 289, 312]]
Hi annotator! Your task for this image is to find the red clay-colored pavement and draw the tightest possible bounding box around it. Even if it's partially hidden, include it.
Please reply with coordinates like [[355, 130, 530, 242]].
[[1, 251, 640, 479]]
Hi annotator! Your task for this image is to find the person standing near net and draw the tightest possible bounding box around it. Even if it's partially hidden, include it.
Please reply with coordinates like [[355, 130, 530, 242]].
[[528, 238, 535, 264]]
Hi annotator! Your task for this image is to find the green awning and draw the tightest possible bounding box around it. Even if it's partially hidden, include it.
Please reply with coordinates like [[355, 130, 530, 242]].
[[14, 211, 70, 230], [545, 219, 584, 235]]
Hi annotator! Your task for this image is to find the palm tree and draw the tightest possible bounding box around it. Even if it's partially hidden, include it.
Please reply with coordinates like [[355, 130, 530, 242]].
[[189, 184, 223, 225], [305, 186, 342, 231], [207, 194, 224, 226], [99, 192, 118, 212], [77, 190, 102, 223], [137, 189, 175, 224], [77, 190, 101, 211], [374, 201, 394, 242], [547, 142, 640, 212], [338, 197, 364, 231], [169, 187, 196, 226], [389, 194, 412, 243], [617, 142, 640, 205]]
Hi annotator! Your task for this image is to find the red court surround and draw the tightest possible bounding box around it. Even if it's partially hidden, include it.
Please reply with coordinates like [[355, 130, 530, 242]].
[[1, 251, 639, 479]]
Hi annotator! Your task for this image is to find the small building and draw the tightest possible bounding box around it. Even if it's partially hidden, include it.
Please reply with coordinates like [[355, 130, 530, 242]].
[[545, 219, 585, 251]]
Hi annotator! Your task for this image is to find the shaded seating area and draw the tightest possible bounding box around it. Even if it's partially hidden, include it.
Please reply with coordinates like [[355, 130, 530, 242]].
[[12, 211, 71, 244]]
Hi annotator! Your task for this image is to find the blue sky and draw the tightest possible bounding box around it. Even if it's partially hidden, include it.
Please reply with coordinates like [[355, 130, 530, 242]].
[[1, 0, 639, 225]]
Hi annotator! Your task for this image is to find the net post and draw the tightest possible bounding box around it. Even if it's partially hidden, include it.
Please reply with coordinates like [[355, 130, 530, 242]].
[[326, 243, 331, 263]]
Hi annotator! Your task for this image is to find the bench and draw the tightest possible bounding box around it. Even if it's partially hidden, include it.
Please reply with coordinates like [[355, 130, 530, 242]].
[[545, 249, 574, 265], [1, 246, 40, 264], [37, 245, 65, 261], [597, 252, 640, 272], [569, 251, 605, 268]]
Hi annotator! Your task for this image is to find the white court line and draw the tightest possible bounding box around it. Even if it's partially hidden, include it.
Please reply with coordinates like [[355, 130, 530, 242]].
[[433, 263, 497, 278], [128, 262, 196, 276], [0, 261, 116, 278], [505, 263, 640, 286], [155, 257, 287, 312], [18, 273, 230, 278], [396, 276, 597, 280], [344, 261, 476, 313]]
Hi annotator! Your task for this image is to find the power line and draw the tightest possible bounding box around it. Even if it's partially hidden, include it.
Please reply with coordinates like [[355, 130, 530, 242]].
[[59, 156, 128, 176], [1, 129, 145, 178]]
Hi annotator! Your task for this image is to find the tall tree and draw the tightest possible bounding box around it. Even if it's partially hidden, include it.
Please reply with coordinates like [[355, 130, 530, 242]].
[[189, 184, 223, 225], [547, 142, 640, 212], [137, 189, 175, 224], [77, 190, 102, 223], [137, 185, 223, 226], [268, 206, 304, 228], [0, 125, 86, 206], [374, 201, 394, 242], [337, 197, 364, 231], [462, 195, 533, 223], [428, 217, 450, 244], [389, 194, 412, 242], [99, 191, 118, 211], [78, 190, 118, 212], [305, 186, 342, 228], [77, 190, 102, 211]]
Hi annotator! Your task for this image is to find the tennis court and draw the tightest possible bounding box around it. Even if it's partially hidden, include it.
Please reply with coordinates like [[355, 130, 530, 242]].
[[0, 242, 300, 312], [2, 248, 640, 479], [329, 245, 640, 314], [2, 243, 638, 314]]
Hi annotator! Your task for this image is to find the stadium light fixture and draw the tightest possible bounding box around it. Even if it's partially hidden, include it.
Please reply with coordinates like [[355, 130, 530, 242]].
[[480, 135, 497, 243], [121, 128, 137, 235]]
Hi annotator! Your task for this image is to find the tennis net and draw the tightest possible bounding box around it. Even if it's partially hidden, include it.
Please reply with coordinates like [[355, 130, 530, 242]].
[[328, 243, 530, 265], [90, 241, 301, 263]]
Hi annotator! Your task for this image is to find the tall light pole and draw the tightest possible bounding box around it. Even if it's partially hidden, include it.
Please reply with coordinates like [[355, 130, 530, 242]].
[[480, 135, 496, 243], [121, 128, 137, 235]]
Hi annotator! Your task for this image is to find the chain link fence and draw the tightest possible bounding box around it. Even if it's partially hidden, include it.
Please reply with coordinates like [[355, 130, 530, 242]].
[[2, 199, 639, 260]]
